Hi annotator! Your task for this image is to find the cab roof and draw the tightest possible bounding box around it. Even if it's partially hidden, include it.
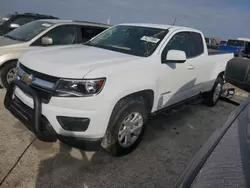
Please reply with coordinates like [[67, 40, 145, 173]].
[[118, 23, 201, 33], [40, 19, 111, 28]]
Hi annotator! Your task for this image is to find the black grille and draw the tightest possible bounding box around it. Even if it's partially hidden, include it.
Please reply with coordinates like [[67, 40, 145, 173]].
[[20, 63, 60, 83], [19, 64, 59, 103]]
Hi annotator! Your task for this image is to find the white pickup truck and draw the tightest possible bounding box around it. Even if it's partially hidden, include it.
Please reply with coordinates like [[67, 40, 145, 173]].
[[5, 23, 233, 156]]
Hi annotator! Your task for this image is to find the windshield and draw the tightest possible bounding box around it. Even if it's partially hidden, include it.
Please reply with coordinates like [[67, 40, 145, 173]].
[[86, 25, 168, 57], [220, 41, 227, 44], [227, 40, 245, 47], [4, 20, 54, 42], [205, 38, 209, 43]]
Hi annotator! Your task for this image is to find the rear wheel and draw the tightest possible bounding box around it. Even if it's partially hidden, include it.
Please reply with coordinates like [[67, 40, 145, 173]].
[[203, 77, 223, 107], [0, 61, 17, 88], [102, 97, 148, 156]]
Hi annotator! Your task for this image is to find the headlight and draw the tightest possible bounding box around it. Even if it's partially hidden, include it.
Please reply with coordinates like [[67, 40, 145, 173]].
[[54, 78, 106, 97]]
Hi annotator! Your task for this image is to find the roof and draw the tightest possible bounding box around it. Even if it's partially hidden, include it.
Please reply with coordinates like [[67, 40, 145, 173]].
[[18, 12, 58, 19], [118, 23, 201, 32], [39, 19, 111, 28]]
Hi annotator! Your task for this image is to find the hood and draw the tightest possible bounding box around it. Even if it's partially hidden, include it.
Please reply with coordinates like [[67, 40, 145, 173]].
[[0, 36, 24, 48], [19, 45, 142, 78]]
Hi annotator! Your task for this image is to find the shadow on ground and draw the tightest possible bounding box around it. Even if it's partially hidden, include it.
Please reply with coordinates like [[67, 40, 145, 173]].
[[31, 99, 238, 188]]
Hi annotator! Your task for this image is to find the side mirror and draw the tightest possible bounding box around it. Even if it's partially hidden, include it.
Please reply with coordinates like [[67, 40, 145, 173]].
[[163, 50, 186, 63], [9, 23, 20, 29], [41, 37, 53, 46]]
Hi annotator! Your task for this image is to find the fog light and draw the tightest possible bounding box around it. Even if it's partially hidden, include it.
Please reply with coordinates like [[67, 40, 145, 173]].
[[57, 116, 90, 132]]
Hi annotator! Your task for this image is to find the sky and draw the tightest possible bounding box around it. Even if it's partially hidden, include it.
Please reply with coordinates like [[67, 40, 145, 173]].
[[1, 0, 250, 39]]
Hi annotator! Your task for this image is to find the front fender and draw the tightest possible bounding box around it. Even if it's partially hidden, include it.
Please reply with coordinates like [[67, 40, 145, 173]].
[[0, 52, 24, 65]]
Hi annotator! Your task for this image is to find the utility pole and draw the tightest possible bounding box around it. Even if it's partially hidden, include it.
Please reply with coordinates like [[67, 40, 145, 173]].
[[172, 16, 177, 25]]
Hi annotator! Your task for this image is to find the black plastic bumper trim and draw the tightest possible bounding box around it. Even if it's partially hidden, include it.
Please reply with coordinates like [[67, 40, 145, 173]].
[[57, 116, 90, 132], [4, 79, 102, 151], [58, 136, 102, 151], [4, 80, 45, 139]]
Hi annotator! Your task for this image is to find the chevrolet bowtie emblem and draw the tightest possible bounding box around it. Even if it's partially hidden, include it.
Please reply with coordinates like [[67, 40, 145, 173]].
[[22, 74, 33, 85]]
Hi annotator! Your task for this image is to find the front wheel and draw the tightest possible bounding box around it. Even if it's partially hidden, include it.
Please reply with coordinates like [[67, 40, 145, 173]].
[[203, 77, 223, 107], [102, 97, 148, 156], [0, 61, 17, 88]]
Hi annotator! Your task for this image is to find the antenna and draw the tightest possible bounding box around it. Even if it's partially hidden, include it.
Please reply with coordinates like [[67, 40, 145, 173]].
[[172, 17, 177, 25]]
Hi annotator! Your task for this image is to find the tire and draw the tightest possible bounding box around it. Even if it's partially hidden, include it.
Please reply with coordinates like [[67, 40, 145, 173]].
[[102, 96, 148, 156], [0, 60, 17, 88], [203, 77, 224, 107]]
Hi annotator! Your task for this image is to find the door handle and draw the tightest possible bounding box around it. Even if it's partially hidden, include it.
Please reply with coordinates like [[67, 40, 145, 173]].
[[188, 65, 195, 70]]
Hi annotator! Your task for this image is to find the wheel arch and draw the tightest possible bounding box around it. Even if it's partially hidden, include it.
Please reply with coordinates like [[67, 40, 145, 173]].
[[0, 59, 18, 69], [112, 89, 155, 115], [218, 71, 225, 79]]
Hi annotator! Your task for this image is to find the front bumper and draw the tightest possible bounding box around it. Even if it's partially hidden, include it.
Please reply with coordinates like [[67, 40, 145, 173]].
[[4, 79, 102, 151]]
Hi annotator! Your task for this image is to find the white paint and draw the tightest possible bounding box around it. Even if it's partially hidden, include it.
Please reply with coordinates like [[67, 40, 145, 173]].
[[238, 37, 250, 42], [13, 23, 234, 147]]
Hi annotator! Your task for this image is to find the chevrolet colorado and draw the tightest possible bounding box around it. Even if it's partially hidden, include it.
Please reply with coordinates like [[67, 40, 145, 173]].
[[4, 23, 234, 156]]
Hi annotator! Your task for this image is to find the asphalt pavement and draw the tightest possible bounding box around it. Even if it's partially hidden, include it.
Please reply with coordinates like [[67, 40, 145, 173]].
[[0, 89, 245, 188]]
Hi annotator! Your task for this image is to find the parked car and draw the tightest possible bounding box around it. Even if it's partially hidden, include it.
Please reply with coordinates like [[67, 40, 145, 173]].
[[0, 12, 58, 36], [205, 37, 219, 50], [4, 23, 234, 156], [0, 19, 110, 88], [220, 40, 227, 45], [175, 57, 250, 188], [220, 39, 248, 57], [243, 42, 250, 58], [218, 40, 227, 49]]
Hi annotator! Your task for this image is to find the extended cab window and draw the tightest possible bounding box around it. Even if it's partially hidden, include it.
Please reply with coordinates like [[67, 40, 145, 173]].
[[34, 25, 78, 45], [189, 32, 204, 57]]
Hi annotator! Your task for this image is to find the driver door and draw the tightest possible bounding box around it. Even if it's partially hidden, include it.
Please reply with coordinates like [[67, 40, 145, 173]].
[[157, 31, 198, 109]]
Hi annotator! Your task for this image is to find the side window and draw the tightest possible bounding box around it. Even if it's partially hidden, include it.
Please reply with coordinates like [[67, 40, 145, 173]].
[[42, 25, 77, 45], [162, 32, 190, 58], [11, 16, 36, 26], [189, 32, 204, 58], [79, 26, 106, 43]]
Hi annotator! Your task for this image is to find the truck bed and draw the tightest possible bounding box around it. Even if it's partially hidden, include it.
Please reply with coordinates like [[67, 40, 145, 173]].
[[208, 49, 232, 56]]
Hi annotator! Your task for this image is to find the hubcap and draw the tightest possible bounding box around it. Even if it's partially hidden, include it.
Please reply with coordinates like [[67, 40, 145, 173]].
[[213, 83, 222, 102], [6, 68, 17, 84], [118, 112, 143, 148]]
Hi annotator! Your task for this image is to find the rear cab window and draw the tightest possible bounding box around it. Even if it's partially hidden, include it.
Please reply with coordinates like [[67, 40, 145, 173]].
[[227, 40, 245, 47]]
